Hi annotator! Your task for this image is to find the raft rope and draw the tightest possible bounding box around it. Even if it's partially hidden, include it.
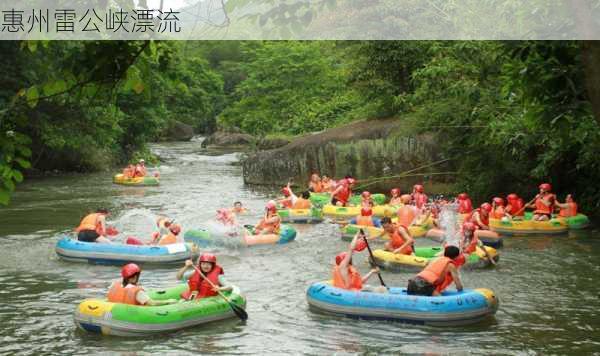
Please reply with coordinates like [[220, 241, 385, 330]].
[[353, 158, 453, 190]]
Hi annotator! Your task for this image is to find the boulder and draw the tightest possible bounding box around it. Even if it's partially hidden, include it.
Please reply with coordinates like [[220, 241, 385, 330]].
[[164, 121, 194, 142], [201, 131, 254, 148]]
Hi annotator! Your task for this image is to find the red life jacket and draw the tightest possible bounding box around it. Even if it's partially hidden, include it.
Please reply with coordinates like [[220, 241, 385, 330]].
[[559, 202, 577, 217], [534, 193, 554, 215], [468, 209, 489, 228], [181, 265, 224, 300], [506, 199, 524, 216], [458, 199, 473, 214], [413, 193, 428, 209], [390, 225, 414, 254], [333, 180, 351, 205]]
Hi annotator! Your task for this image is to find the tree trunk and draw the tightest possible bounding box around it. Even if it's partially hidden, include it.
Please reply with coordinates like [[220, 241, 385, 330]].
[[581, 41, 600, 126]]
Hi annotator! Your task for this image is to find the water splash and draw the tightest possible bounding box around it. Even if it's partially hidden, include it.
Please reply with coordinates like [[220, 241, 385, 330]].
[[438, 202, 460, 246]]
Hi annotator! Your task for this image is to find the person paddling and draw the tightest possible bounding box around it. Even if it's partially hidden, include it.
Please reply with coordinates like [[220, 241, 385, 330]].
[[254, 200, 281, 235], [75, 208, 113, 244], [332, 232, 387, 293], [527, 183, 556, 221], [107, 263, 177, 306], [505, 194, 524, 219], [177, 253, 232, 301], [407, 245, 464, 296]]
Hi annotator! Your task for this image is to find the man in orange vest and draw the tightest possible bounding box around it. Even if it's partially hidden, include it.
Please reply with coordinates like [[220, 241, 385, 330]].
[[407, 245, 464, 296], [381, 217, 414, 255], [254, 200, 281, 234], [75, 208, 112, 243], [107, 263, 177, 306], [527, 183, 556, 221], [555, 194, 578, 217], [332, 232, 386, 293], [292, 191, 312, 209]]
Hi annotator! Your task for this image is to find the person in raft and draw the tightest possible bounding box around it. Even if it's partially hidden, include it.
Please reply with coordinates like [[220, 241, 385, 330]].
[[133, 159, 147, 177], [254, 200, 281, 235], [333, 232, 387, 293], [407, 245, 465, 296], [230, 201, 248, 214], [505, 193, 525, 219], [397, 194, 420, 227], [527, 183, 556, 221], [308, 173, 323, 193], [460, 222, 496, 265], [176, 253, 232, 300], [330, 176, 356, 206], [278, 183, 297, 209], [411, 184, 428, 209], [490, 197, 508, 219], [75, 208, 113, 243], [107, 263, 177, 306], [359, 191, 374, 208], [151, 223, 183, 245], [456, 193, 473, 214], [122, 164, 136, 178], [381, 217, 414, 255], [389, 188, 402, 206], [469, 203, 492, 230], [554, 194, 578, 217], [321, 175, 335, 193], [350, 207, 382, 227], [292, 190, 312, 209]]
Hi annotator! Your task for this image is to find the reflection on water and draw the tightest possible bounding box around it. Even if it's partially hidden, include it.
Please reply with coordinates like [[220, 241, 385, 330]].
[[0, 139, 598, 354]]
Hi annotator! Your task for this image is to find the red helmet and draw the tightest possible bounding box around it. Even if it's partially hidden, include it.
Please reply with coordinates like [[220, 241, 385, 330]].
[[121, 263, 141, 278], [361, 191, 371, 199], [199, 253, 216, 264], [169, 224, 181, 235], [539, 183, 552, 192], [347, 178, 356, 185], [335, 252, 348, 265], [360, 207, 373, 216], [480, 203, 492, 212], [492, 197, 504, 206], [457, 193, 468, 200], [507, 193, 518, 201], [266, 200, 277, 212], [391, 188, 400, 196], [462, 222, 477, 232], [413, 184, 424, 193], [281, 187, 291, 197]]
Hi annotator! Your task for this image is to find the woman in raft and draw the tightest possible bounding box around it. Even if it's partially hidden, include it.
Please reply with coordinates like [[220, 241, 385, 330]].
[[308, 173, 324, 193], [332, 232, 387, 293], [107, 263, 177, 306], [254, 200, 282, 235], [176, 253, 232, 300]]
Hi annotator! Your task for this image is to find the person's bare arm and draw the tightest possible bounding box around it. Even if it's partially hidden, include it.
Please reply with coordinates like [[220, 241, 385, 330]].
[[448, 264, 463, 291]]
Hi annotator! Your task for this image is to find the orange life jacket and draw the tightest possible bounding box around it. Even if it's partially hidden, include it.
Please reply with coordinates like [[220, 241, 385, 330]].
[[534, 194, 554, 214], [491, 206, 505, 219], [559, 202, 577, 217], [397, 206, 416, 228], [134, 164, 146, 178], [468, 209, 489, 228], [333, 181, 351, 205], [332, 265, 363, 290], [107, 282, 143, 305], [256, 214, 281, 234], [413, 193, 428, 209], [281, 199, 293, 209], [181, 265, 223, 300], [293, 198, 311, 209], [390, 225, 414, 254], [417, 256, 451, 286], [75, 213, 103, 235], [435, 255, 465, 293], [355, 215, 374, 227], [310, 181, 323, 193], [158, 233, 178, 245]]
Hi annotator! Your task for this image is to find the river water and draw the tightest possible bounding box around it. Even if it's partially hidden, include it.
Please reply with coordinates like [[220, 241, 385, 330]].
[[0, 139, 599, 355]]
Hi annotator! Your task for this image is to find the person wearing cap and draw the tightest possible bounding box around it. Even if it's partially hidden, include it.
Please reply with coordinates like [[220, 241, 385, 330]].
[[75, 208, 113, 243], [527, 183, 556, 221], [331, 176, 356, 207], [254, 200, 281, 234], [134, 159, 147, 178], [107, 263, 177, 306], [332, 232, 386, 293], [177, 253, 232, 300], [407, 245, 465, 296], [456, 193, 473, 214], [468, 203, 492, 230]]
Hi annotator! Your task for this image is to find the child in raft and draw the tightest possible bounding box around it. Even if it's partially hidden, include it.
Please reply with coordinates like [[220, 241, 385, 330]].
[[176, 253, 232, 300], [407, 245, 465, 296], [254, 200, 281, 235], [333, 232, 387, 293], [331, 176, 356, 206], [490, 197, 508, 219], [359, 191, 373, 208], [107, 263, 177, 306]]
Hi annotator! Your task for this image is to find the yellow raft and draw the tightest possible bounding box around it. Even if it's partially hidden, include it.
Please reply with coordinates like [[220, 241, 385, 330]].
[[371, 246, 498, 271], [113, 174, 160, 186], [340, 223, 429, 240], [322, 204, 399, 219], [490, 217, 568, 236]]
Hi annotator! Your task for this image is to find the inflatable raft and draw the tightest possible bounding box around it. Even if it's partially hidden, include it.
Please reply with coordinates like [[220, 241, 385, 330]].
[[306, 282, 498, 326], [184, 225, 296, 247], [425, 228, 503, 248], [74, 284, 246, 337], [312, 194, 387, 208], [490, 216, 568, 236], [278, 208, 323, 224], [340, 223, 428, 241], [55, 237, 193, 265], [323, 204, 400, 219], [113, 174, 160, 186], [522, 212, 590, 230], [371, 246, 498, 272]]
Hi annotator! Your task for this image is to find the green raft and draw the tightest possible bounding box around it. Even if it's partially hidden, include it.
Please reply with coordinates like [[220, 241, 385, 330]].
[[523, 211, 590, 230], [309, 192, 386, 207], [74, 284, 246, 337]]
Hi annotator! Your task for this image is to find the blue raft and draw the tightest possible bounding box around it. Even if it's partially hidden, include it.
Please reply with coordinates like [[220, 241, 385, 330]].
[[306, 282, 498, 327], [55, 236, 194, 265]]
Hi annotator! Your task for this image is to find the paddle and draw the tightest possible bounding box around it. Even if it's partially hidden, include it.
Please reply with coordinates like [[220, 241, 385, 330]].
[[513, 195, 538, 218], [191, 265, 248, 321], [359, 228, 387, 288]]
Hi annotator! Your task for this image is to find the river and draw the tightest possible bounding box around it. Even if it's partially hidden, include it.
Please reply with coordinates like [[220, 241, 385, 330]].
[[0, 139, 598, 355]]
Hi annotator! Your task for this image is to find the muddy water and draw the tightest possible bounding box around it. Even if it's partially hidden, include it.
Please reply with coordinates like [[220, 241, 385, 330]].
[[0, 139, 599, 355]]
